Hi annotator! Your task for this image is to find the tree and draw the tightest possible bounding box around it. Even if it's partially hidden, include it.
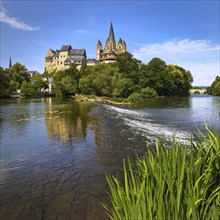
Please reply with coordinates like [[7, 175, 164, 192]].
[[0, 67, 10, 98], [140, 58, 175, 96], [207, 76, 220, 96], [116, 52, 142, 85], [52, 66, 79, 97], [21, 82, 36, 97], [9, 63, 30, 87], [167, 64, 193, 96]]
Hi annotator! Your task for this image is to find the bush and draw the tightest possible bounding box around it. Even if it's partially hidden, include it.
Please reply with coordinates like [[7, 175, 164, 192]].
[[140, 87, 157, 98], [103, 126, 220, 220], [127, 92, 143, 103]]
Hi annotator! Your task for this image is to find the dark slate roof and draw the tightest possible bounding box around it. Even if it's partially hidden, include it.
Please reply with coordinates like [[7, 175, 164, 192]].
[[87, 58, 98, 63], [50, 49, 55, 53], [69, 49, 86, 55], [55, 50, 59, 56], [64, 56, 85, 63], [60, 45, 72, 51]]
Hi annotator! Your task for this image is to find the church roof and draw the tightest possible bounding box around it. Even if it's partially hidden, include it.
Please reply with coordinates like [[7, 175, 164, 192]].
[[69, 49, 86, 55], [108, 22, 116, 43], [60, 45, 72, 51]]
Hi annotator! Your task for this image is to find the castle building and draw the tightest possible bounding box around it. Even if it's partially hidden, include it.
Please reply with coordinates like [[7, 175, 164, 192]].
[[45, 45, 86, 73], [96, 22, 126, 63]]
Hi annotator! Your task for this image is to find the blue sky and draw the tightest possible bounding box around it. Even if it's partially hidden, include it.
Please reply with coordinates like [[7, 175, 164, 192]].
[[0, 0, 219, 86]]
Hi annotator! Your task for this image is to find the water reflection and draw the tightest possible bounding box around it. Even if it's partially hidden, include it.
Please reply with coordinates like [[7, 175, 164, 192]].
[[44, 99, 95, 144]]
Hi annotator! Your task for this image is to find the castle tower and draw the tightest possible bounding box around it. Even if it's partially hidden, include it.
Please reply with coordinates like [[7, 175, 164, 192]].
[[96, 39, 102, 60]]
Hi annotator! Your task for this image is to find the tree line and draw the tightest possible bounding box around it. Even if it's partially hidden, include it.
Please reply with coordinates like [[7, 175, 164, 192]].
[[0, 52, 201, 100]]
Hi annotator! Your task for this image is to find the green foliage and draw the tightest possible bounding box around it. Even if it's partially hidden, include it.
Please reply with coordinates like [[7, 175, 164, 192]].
[[8, 62, 30, 87], [0, 53, 194, 99], [0, 67, 10, 98], [52, 65, 79, 97], [207, 76, 220, 96], [9, 80, 20, 93], [127, 92, 144, 104], [103, 126, 220, 220], [140, 87, 157, 98], [21, 82, 36, 97]]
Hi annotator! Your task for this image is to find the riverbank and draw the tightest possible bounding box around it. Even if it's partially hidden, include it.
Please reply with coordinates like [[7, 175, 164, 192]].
[[73, 94, 128, 105]]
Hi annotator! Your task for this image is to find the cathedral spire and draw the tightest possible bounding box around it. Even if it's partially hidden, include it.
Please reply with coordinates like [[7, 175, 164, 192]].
[[108, 22, 115, 43], [9, 57, 12, 68]]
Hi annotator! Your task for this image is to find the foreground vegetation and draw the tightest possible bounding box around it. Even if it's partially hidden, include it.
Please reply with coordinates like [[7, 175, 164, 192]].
[[103, 126, 220, 220]]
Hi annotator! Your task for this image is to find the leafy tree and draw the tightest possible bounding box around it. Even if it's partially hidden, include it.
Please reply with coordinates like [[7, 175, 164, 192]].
[[116, 52, 142, 85], [112, 74, 134, 97], [9, 62, 30, 87], [52, 67, 78, 97], [167, 64, 193, 96], [79, 74, 96, 95], [207, 76, 220, 96], [21, 82, 36, 97], [140, 58, 175, 96], [9, 80, 20, 93], [0, 67, 10, 98], [31, 74, 49, 94], [79, 63, 118, 96]]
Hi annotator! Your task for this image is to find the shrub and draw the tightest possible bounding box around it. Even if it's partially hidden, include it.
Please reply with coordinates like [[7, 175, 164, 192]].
[[103, 125, 220, 220], [140, 87, 157, 98], [127, 92, 143, 104]]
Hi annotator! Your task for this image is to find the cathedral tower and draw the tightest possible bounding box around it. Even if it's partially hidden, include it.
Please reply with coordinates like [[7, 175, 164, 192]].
[[96, 22, 126, 63], [96, 39, 102, 61]]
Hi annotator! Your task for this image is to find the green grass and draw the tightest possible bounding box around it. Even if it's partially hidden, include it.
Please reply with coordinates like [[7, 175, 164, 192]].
[[103, 125, 220, 220]]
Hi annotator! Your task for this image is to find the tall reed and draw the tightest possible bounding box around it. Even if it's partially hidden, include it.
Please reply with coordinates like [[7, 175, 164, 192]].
[[103, 125, 220, 220]]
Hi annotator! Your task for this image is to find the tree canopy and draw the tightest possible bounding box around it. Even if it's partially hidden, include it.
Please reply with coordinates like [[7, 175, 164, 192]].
[[207, 76, 220, 96]]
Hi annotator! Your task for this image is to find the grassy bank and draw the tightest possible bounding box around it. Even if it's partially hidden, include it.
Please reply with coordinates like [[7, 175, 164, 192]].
[[103, 126, 220, 220], [74, 94, 129, 105]]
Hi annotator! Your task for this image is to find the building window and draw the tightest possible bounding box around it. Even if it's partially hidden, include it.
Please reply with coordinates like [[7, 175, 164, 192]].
[[61, 61, 62, 65]]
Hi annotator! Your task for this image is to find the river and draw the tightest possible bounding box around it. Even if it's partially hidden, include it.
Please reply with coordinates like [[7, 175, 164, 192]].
[[0, 95, 219, 220]]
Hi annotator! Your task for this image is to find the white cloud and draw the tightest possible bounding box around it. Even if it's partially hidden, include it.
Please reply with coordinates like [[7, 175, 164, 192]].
[[74, 29, 92, 34], [132, 39, 220, 86], [0, 7, 39, 31]]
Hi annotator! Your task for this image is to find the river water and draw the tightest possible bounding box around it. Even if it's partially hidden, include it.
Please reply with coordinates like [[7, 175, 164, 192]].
[[0, 95, 219, 220]]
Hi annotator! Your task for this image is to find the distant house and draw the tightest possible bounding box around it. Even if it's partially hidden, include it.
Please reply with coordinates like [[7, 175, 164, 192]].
[[28, 71, 40, 77], [45, 45, 87, 73]]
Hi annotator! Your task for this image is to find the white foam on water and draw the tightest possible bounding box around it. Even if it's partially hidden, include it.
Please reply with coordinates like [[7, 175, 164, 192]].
[[103, 105, 191, 142]]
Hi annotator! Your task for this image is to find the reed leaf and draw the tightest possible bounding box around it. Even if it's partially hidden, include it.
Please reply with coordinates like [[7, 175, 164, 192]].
[[103, 125, 220, 220]]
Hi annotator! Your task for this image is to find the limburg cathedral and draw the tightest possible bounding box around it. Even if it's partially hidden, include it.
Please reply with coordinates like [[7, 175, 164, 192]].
[[44, 22, 126, 73]]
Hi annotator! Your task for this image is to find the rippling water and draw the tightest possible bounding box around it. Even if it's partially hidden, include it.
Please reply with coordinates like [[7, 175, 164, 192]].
[[0, 95, 219, 220]]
